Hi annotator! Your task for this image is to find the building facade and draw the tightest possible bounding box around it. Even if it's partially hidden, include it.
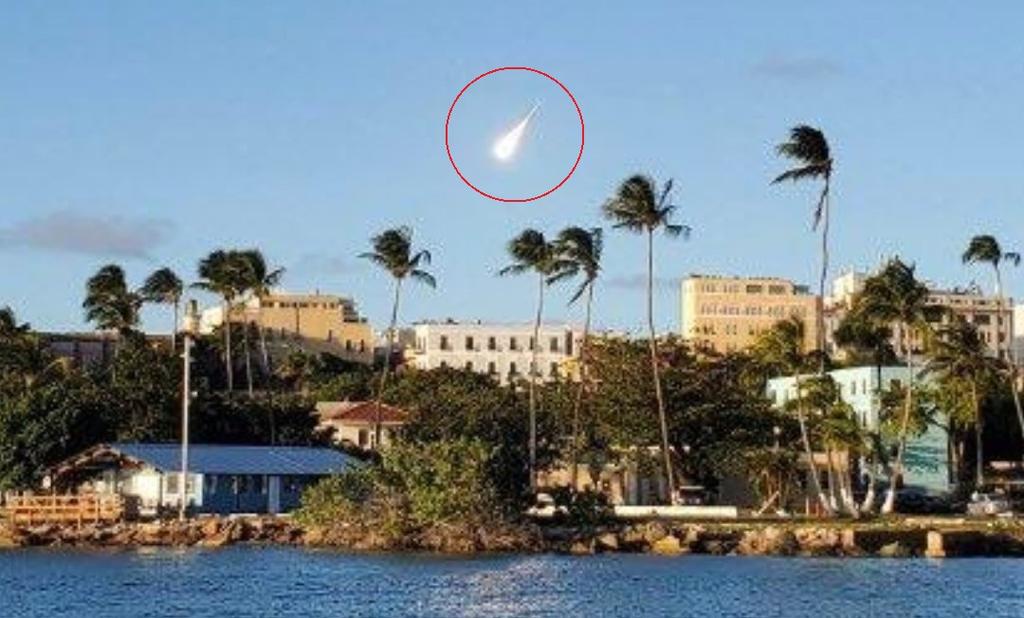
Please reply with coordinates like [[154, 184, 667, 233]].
[[316, 401, 407, 451], [767, 366, 951, 495], [200, 291, 373, 363], [405, 321, 581, 385], [680, 275, 819, 354], [826, 270, 1013, 360]]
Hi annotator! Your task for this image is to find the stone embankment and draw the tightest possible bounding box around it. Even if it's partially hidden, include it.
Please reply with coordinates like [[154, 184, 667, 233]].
[[4, 516, 1024, 557]]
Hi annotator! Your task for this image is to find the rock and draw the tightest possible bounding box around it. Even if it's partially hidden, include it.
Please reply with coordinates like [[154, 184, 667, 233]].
[[199, 518, 221, 537], [595, 532, 620, 552], [650, 534, 686, 556], [877, 542, 910, 558], [569, 539, 595, 555]]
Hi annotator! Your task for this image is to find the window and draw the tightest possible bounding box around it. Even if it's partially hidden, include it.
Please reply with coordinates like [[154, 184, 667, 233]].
[[510, 337, 519, 351], [327, 329, 334, 342], [550, 362, 559, 377], [440, 360, 448, 369], [465, 361, 474, 371], [345, 340, 353, 351], [746, 284, 763, 294], [252, 475, 265, 495], [358, 429, 370, 447], [238, 475, 251, 494], [487, 361, 497, 375], [509, 362, 518, 376], [465, 336, 475, 351], [166, 475, 179, 495], [440, 335, 450, 351], [359, 340, 366, 352], [205, 475, 217, 494], [549, 337, 559, 353], [488, 336, 497, 351]]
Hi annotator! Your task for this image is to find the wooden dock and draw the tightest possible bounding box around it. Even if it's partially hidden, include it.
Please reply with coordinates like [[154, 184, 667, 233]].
[[2, 494, 124, 526]]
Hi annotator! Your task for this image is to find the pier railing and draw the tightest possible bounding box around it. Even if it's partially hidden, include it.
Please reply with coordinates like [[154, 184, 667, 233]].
[[2, 494, 124, 526]]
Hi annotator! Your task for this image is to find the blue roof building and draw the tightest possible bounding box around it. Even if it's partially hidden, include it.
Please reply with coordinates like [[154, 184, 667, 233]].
[[48, 443, 357, 517]]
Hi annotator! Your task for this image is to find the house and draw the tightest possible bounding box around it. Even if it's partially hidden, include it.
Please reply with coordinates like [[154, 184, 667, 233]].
[[316, 401, 408, 450], [46, 443, 356, 518]]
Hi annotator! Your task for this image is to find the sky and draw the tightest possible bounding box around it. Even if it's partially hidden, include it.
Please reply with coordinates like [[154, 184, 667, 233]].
[[3, 2, 1024, 336]]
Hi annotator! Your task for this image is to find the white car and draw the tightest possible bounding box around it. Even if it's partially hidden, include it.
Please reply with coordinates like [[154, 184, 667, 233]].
[[967, 492, 1012, 517]]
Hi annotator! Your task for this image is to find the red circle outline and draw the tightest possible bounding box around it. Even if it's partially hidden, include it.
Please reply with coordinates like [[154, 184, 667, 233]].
[[445, 66, 585, 203]]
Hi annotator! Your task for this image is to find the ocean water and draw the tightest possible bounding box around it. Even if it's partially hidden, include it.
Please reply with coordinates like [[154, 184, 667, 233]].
[[3, 547, 1024, 617]]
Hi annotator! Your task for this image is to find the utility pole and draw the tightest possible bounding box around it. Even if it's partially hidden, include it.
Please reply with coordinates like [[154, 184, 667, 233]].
[[179, 300, 198, 522]]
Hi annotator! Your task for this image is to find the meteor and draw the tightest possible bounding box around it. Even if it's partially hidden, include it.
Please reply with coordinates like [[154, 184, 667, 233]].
[[492, 103, 540, 161]]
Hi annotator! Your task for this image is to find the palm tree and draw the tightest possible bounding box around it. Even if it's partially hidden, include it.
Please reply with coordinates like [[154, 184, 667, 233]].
[[360, 226, 435, 446], [83, 264, 141, 341], [195, 250, 247, 392], [857, 258, 933, 513], [549, 226, 603, 492], [140, 267, 183, 351], [750, 317, 833, 514], [602, 175, 689, 504], [499, 228, 559, 493], [962, 234, 1024, 442], [237, 249, 285, 377], [772, 125, 833, 374], [926, 317, 1002, 488]]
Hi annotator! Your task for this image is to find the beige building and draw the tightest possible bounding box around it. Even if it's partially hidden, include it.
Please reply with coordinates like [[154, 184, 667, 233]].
[[405, 321, 581, 385], [316, 401, 407, 451], [200, 291, 373, 363], [826, 270, 1013, 360], [680, 275, 820, 354]]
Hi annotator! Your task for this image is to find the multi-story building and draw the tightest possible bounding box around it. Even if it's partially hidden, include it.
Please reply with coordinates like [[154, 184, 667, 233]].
[[680, 275, 820, 354], [405, 321, 581, 385], [767, 366, 951, 495], [826, 270, 1012, 360], [199, 291, 373, 363]]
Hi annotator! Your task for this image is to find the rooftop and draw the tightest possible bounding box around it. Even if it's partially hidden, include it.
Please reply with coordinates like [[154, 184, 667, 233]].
[[316, 401, 408, 424]]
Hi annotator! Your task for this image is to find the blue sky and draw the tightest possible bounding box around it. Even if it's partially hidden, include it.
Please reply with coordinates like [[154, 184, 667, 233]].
[[2, 2, 1024, 335]]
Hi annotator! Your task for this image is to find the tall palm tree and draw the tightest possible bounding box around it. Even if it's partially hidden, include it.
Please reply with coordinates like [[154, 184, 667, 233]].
[[751, 317, 833, 514], [926, 317, 1002, 488], [549, 226, 603, 492], [238, 249, 285, 381], [499, 228, 559, 493], [602, 175, 689, 504], [360, 226, 435, 446], [140, 267, 183, 351], [962, 234, 1024, 442], [857, 258, 932, 513], [772, 125, 833, 372], [83, 264, 141, 341], [195, 250, 247, 392]]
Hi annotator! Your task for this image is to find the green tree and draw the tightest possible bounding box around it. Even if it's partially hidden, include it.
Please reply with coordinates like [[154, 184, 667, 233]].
[[236, 249, 285, 378], [925, 317, 1002, 487], [857, 258, 933, 513], [139, 267, 183, 351], [360, 226, 435, 446], [749, 317, 833, 514], [602, 174, 689, 504], [195, 250, 248, 392], [549, 226, 603, 492], [772, 125, 834, 372], [83, 264, 141, 343], [962, 234, 1024, 442], [499, 228, 559, 493]]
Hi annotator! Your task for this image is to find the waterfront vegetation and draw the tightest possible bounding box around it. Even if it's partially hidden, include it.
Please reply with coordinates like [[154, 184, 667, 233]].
[[3, 128, 1024, 533]]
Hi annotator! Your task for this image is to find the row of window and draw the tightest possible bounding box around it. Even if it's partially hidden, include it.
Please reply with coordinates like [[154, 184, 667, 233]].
[[696, 283, 790, 295], [698, 304, 808, 317], [165, 474, 307, 496], [267, 301, 342, 310], [425, 334, 571, 355], [436, 359, 562, 378]]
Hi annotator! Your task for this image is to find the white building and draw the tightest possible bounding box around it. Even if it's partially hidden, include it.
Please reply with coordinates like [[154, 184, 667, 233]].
[[405, 321, 581, 385], [767, 366, 951, 495]]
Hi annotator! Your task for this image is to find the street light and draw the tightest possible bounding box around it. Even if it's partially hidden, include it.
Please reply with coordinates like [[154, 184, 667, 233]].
[[179, 299, 199, 522]]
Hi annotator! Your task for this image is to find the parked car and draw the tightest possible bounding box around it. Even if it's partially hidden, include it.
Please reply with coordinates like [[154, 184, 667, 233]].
[[967, 491, 1012, 517]]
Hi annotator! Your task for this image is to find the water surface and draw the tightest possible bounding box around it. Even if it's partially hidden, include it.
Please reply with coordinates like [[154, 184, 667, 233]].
[[3, 547, 1023, 617]]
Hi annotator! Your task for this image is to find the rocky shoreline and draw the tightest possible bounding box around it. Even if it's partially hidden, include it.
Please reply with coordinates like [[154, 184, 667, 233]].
[[4, 517, 1024, 558]]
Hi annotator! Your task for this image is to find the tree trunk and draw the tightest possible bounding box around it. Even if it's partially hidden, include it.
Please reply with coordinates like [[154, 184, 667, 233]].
[[860, 448, 877, 514], [973, 380, 985, 488], [171, 298, 179, 353], [882, 330, 915, 514], [528, 272, 545, 493], [373, 278, 403, 448], [793, 373, 833, 515], [816, 180, 830, 373], [258, 299, 271, 379], [223, 299, 234, 392], [993, 266, 1024, 444], [243, 321, 254, 396], [570, 282, 594, 494], [647, 229, 675, 504]]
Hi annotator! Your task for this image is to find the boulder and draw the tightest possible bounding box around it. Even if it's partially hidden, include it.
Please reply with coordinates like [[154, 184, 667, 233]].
[[877, 541, 910, 558], [595, 532, 620, 552], [650, 534, 686, 556], [569, 539, 595, 555]]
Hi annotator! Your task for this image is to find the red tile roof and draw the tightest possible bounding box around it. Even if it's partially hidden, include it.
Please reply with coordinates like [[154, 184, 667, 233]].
[[316, 401, 408, 424]]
